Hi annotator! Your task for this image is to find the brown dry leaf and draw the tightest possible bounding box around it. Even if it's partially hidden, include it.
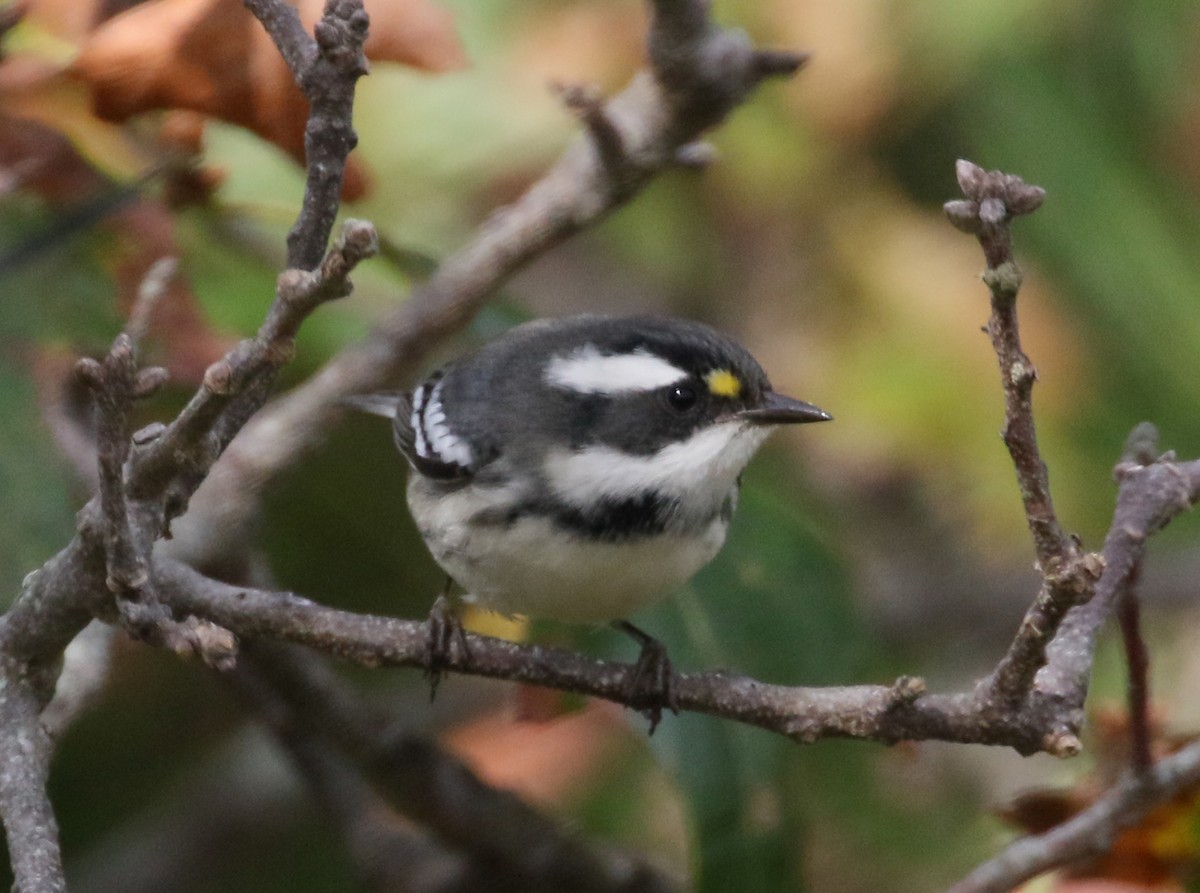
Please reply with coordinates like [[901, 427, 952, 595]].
[[0, 105, 107, 200], [0, 57, 228, 385], [71, 0, 467, 201], [0, 54, 153, 180], [1001, 711, 1200, 890]]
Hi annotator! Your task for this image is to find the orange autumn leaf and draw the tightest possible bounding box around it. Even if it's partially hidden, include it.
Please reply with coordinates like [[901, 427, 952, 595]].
[[71, 0, 467, 200], [443, 702, 629, 807]]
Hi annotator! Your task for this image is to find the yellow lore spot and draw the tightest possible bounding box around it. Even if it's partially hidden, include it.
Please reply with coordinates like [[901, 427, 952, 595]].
[[706, 369, 742, 398]]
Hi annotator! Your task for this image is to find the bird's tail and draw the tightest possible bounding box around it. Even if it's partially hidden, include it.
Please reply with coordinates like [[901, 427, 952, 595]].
[[340, 393, 405, 419]]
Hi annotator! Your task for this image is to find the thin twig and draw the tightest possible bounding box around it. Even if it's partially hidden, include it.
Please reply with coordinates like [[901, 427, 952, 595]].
[[73, 335, 145, 597], [946, 160, 1101, 705], [72, 321, 177, 650], [1117, 560, 1153, 773], [127, 255, 179, 343], [243, 0, 368, 270], [127, 219, 377, 504]]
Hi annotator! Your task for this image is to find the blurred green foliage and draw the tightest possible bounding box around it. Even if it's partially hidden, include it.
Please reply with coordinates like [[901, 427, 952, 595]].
[[5, 0, 1200, 890]]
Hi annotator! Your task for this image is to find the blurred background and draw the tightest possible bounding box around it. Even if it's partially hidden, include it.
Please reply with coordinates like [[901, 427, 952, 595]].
[[4, 0, 1200, 889]]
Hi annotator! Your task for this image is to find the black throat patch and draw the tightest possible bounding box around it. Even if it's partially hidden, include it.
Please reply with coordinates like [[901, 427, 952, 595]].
[[477, 490, 687, 542]]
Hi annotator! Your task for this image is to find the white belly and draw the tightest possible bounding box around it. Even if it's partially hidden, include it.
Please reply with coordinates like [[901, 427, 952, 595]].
[[408, 477, 728, 624]]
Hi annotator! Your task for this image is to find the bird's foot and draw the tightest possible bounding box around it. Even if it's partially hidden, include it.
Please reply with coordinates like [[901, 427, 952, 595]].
[[613, 620, 679, 734], [426, 593, 469, 699]]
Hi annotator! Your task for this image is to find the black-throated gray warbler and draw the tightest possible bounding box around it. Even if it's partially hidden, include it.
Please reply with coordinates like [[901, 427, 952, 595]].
[[350, 315, 829, 724]]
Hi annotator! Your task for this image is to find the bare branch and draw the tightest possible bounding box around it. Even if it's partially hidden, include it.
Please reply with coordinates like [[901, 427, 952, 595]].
[[0, 8, 372, 880], [73, 335, 145, 598], [244, 0, 369, 270], [2, 158, 374, 672], [130, 218, 378, 505], [947, 739, 1200, 893], [147, 560, 1071, 754], [0, 657, 64, 893], [1037, 440, 1200, 719], [72, 322, 192, 654], [553, 82, 627, 176], [946, 161, 1102, 707]]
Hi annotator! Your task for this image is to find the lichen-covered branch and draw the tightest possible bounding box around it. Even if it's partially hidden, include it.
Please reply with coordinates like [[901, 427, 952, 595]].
[[0, 657, 64, 893]]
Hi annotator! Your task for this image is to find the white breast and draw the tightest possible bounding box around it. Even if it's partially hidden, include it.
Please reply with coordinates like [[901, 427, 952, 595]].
[[407, 475, 730, 623]]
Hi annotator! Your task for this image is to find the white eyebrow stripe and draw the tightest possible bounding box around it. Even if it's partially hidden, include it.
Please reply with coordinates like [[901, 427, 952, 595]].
[[544, 346, 688, 395]]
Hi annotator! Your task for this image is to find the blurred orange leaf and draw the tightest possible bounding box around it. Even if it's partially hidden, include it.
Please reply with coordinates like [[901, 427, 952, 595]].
[[444, 701, 628, 807], [71, 0, 467, 200]]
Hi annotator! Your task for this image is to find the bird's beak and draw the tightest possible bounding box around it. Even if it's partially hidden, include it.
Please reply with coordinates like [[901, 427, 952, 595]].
[[738, 391, 832, 426]]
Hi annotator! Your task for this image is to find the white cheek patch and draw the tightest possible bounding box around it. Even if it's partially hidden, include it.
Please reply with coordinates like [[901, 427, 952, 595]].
[[543, 421, 772, 509], [545, 345, 688, 395], [413, 379, 474, 468]]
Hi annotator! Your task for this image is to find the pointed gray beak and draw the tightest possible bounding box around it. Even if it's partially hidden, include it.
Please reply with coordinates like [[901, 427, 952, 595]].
[[738, 391, 832, 425]]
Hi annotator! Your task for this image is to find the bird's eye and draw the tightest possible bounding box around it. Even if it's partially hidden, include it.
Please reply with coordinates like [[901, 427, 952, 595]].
[[667, 384, 698, 412]]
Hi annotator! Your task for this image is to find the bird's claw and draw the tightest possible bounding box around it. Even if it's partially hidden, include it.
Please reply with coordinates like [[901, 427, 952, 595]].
[[426, 593, 469, 699], [613, 620, 680, 734]]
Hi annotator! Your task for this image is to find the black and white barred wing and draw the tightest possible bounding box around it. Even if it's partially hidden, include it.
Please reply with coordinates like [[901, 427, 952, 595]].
[[344, 388, 472, 481]]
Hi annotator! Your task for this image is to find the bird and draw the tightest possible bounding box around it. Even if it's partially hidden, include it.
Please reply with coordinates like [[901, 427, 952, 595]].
[[347, 314, 830, 728]]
